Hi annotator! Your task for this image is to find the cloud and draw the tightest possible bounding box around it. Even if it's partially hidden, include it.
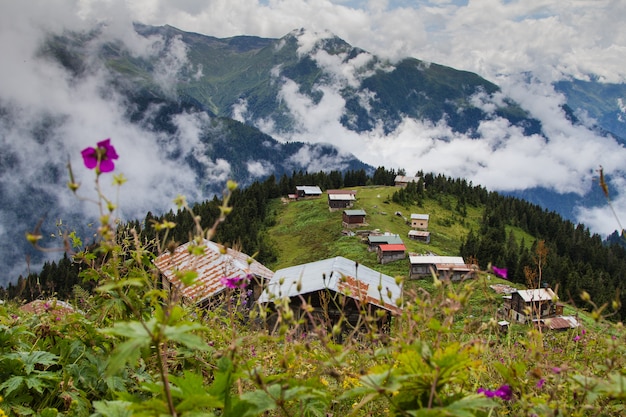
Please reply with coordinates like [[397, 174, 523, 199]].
[[247, 160, 274, 177], [1, 0, 626, 286]]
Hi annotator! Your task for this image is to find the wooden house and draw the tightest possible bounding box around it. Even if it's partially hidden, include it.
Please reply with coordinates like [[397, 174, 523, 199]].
[[154, 239, 274, 308], [258, 256, 403, 338], [295, 185, 323, 199], [394, 175, 420, 187], [408, 229, 430, 243], [410, 213, 430, 230], [504, 288, 559, 324], [377, 244, 406, 264], [408, 255, 473, 281], [342, 209, 367, 228], [367, 234, 403, 251], [327, 189, 357, 211]]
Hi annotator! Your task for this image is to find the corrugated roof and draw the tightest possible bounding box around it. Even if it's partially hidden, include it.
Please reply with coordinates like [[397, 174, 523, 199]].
[[517, 288, 557, 302], [394, 175, 420, 183], [408, 230, 430, 236], [343, 209, 366, 216], [435, 263, 471, 272], [537, 316, 579, 330], [379, 244, 406, 252], [296, 185, 322, 194], [328, 194, 356, 201], [368, 234, 403, 244], [410, 213, 429, 220], [154, 239, 274, 304], [409, 255, 466, 265], [258, 256, 402, 313], [327, 189, 357, 195]]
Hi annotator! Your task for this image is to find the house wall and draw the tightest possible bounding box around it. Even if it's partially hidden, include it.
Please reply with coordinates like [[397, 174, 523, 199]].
[[409, 264, 434, 279], [411, 219, 429, 229], [342, 214, 365, 226], [378, 251, 405, 264], [329, 200, 352, 210]]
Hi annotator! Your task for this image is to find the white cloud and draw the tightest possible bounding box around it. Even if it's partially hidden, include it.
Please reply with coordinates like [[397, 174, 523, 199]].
[[247, 160, 274, 177], [1, 0, 626, 284]]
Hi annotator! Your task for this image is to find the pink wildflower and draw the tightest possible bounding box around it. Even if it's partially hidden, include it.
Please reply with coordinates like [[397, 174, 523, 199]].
[[81, 138, 119, 173], [220, 274, 250, 289], [220, 276, 243, 289], [478, 384, 512, 401], [536, 379, 545, 388], [573, 335, 581, 342], [492, 266, 508, 279]]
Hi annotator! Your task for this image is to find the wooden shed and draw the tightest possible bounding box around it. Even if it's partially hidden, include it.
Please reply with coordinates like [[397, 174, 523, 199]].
[[408, 255, 473, 281], [377, 244, 407, 264], [295, 185, 323, 199], [327, 189, 357, 211], [342, 209, 367, 228], [410, 213, 430, 230]]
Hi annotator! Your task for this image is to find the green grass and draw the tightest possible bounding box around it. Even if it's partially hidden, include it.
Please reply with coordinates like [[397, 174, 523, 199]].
[[266, 186, 482, 277]]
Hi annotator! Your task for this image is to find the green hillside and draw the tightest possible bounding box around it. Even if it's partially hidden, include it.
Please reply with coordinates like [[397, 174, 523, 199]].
[[266, 185, 532, 277]]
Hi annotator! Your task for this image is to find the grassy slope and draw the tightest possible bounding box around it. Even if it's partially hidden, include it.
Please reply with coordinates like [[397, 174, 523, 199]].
[[269, 185, 483, 274]]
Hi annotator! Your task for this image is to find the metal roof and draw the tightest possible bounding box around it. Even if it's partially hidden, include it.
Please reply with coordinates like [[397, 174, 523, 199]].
[[409, 255, 466, 265], [368, 234, 403, 244], [327, 189, 357, 195], [296, 185, 322, 194], [408, 230, 430, 236], [410, 213, 429, 220], [378, 244, 406, 252], [516, 288, 557, 302], [535, 316, 579, 330], [154, 239, 274, 304], [328, 194, 356, 201], [435, 263, 471, 272], [343, 209, 366, 216], [394, 175, 420, 183], [258, 256, 402, 313]]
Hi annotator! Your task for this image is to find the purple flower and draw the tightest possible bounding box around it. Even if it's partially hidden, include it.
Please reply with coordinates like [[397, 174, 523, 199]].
[[81, 138, 119, 173], [573, 335, 581, 342], [220, 275, 248, 289], [552, 367, 562, 374], [536, 379, 545, 389], [492, 266, 508, 279], [478, 384, 512, 401]]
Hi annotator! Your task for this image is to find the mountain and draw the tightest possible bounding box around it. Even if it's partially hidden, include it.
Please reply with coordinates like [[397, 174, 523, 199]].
[[1, 23, 624, 285], [555, 79, 626, 145]]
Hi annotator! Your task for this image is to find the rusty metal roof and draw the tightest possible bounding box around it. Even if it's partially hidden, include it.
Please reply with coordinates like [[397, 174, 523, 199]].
[[154, 239, 274, 304], [258, 256, 402, 313], [535, 316, 579, 330], [378, 244, 406, 252], [327, 189, 357, 195]]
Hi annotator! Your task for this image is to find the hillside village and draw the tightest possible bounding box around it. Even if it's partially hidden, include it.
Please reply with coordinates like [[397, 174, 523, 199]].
[[153, 177, 581, 338]]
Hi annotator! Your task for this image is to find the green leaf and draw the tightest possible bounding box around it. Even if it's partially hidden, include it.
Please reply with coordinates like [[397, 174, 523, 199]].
[[18, 351, 59, 374], [92, 400, 134, 417], [239, 389, 278, 416], [0, 375, 25, 396], [162, 323, 209, 351], [96, 278, 146, 292], [100, 320, 154, 375], [40, 408, 59, 417]]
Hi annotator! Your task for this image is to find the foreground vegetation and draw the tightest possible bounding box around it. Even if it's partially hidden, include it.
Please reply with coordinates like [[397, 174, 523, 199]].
[[2, 141, 626, 416]]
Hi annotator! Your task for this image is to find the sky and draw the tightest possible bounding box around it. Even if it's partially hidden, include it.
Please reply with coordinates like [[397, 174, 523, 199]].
[[1, 0, 626, 279]]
